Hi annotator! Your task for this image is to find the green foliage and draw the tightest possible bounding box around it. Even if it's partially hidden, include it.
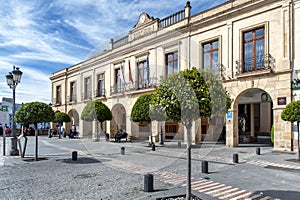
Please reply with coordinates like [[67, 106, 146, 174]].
[[53, 111, 71, 124], [15, 102, 55, 126], [80, 100, 112, 122], [270, 124, 274, 144], [149, 104, 167, 122], [151, 67, 231, 125], [281, 100, 300, 122], [200, 69, 232, 114], [130, 93, 154, 122]]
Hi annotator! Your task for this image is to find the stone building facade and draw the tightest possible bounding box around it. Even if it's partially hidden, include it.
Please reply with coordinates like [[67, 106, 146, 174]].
[[50, 0, 300, 151]]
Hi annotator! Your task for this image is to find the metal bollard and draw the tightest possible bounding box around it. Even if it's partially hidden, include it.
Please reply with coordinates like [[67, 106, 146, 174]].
[[202, 160, 208, 173], [151, 143, 155, 151], [121, 147, 125, 155], [233, 153, 238, 163], [178, 141, 181, 148], [144, 174, 154, 192], [256, 147, 261, 155], [72, 151, 77, 161]]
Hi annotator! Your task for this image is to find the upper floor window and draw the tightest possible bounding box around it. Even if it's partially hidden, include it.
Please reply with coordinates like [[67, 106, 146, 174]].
[[115, 67, 124, 93], [138, 58, 149, 89], [56, 85, 61, 105], [243, 27, 264, 72], [84, 77, 91, 99], [203, 40, 219, 75], [97, 73, 105, 97], [70, 82, 76, 102], [166, 52, 178, 75]]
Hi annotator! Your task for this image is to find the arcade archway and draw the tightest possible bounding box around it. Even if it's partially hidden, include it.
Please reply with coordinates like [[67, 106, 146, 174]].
[[235, 88, 273, 146], [110, 104, 126, 137]]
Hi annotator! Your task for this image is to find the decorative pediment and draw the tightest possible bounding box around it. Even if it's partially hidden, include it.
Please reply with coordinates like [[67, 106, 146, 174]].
[[134, 12, 154, 29]]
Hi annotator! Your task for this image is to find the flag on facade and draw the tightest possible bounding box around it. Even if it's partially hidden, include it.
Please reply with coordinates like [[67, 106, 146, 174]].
[[119, 64, 125, 83], [128, 60, 134, 84], [146, 55, 150, 85]]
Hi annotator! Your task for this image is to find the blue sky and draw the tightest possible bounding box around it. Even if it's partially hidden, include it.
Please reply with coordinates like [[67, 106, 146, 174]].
[[0, 0, 227, 104]]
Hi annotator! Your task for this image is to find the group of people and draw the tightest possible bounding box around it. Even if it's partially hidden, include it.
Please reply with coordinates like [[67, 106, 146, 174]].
[[48, 125, 77, 139], [0, 124, 11, 136]]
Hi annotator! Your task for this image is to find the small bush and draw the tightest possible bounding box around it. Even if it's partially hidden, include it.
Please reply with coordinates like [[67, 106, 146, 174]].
[[270, 124, 274, 144]]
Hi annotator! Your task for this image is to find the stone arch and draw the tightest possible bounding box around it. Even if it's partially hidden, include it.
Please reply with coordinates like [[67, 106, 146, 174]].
[[67, 109, 80, 135], [110, 103, 126, 137], [232, 88, 273, 146]]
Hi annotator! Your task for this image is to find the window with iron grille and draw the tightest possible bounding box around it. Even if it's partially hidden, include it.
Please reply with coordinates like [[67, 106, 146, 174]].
[[166, 52, 178, 75], [84, 77, 91, 99], [97, 73, 105, 97], [243, 27, 265, 72], [56, 85, 61, 104], [203, 40, 219, 75], [138, 60, 149, 88], [165, 122, 178, 133], [70, 81, 76, 102]]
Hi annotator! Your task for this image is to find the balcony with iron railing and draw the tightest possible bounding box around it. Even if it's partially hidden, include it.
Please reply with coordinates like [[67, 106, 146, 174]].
[[95, 89, 107, 99], [67, 95, 77, 105], [236, 54, 275, 77], [53, 98, 62, 106], [81, 92, 92, 102], [110, 77, 160, 95]]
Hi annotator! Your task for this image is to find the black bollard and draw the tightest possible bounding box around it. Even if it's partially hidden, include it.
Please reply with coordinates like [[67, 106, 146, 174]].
[[256, 147, 261, 155], [151, 143, 155, 151], [72, 151, 77, 161], [144, 174, 153, 192], [178, 141, 181, 148], [202, 160, 208, 173], [233, 153, 238, 163], [121, 147, 125, 155]]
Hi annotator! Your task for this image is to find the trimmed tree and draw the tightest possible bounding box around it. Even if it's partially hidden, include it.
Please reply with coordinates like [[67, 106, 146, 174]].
[[281, 100, 300, 160], [151, 67, 231, 199], [15, 102, 55, 161], [80, 100, 112, 141], [53, 111, 71, 138], [130, 93, 154, 143]]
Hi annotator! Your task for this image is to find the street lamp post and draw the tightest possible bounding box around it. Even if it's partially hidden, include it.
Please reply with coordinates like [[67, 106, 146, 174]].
[[6, 66, 23, 156]]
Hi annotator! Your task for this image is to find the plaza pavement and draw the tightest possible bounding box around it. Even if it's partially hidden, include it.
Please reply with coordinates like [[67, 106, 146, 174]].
[[1, 136, 300, 199]]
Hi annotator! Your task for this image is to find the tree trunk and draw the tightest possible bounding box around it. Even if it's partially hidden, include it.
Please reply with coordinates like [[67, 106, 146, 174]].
[[186, 122, 192, 199], [35, 123, 38, 161], [297, 121, 300, 161]]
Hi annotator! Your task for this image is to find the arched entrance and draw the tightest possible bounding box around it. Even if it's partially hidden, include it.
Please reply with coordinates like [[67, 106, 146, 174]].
[[110, 104, 126, 137], [68, 109, 79, 135], [235, 88, 273, 146]]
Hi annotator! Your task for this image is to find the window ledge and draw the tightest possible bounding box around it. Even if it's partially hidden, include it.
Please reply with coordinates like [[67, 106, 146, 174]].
[[236, 68, 272, 79]]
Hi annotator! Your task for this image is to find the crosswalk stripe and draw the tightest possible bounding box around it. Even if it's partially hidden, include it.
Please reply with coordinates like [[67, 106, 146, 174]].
[[205, 185, 232, 195], [198, 183, 225, 192], [213, 188, 240, 197], [194, 182, 220, 191], [218, 189, 247, 199]]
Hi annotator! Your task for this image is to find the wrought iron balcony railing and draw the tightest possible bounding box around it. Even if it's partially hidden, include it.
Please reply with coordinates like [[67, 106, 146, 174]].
[[236, 54, 275, 76], [110, 77, 160, 95], [67, 95, 77, 103]]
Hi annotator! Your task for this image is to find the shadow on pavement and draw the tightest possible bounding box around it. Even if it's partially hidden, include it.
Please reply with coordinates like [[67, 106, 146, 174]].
[[56, 157, 101, 164]]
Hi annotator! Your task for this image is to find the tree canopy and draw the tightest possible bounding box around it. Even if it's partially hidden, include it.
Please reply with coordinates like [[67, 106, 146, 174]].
[[53, 111, 71, 124], [15, 102, 55, 125], [130, 93, 154, 123], [80, 100, 112, 122], [281, 100, 300, 122]]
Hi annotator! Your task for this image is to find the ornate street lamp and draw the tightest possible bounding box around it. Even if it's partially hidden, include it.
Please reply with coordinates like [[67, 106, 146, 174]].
[[6, 66, 23, 156]]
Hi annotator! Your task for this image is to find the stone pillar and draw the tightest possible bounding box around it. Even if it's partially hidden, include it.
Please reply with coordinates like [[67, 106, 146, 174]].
[[250, 103, 255, 137]]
